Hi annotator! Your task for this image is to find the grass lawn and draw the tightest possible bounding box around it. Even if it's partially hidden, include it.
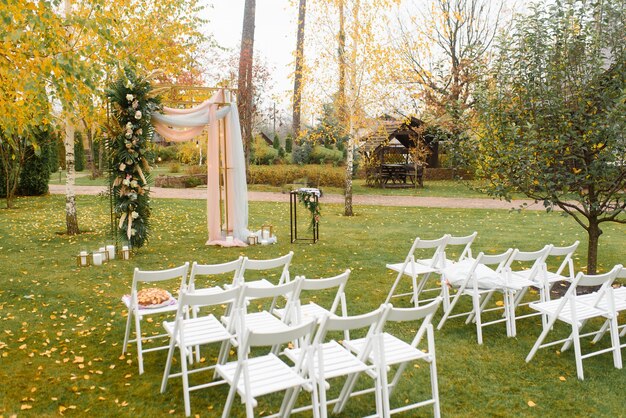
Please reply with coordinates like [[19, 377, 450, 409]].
[[0, 195, 624, 417]]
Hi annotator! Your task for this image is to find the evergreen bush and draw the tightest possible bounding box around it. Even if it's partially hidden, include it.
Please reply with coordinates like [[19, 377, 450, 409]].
[[74, 131, 86, 172]]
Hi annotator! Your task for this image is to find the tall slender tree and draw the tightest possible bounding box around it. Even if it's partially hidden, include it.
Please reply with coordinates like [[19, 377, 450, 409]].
[[238, 0, 257, 168], [292, 0, 307, 139]]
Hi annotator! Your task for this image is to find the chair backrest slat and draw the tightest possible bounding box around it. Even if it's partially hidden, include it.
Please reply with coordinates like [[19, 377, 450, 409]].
[[247, 319, 316, 347], [241, 251, 294, 271], [301, 270, 350, 291], [180, 286, 241, 308], [134, 263, 189, 283], [243, 278, 301, 300], [322, 306, 385, 332], [446, 231, 477, 261], [386, 297, 441, 322], [577, 265, 622, 288]]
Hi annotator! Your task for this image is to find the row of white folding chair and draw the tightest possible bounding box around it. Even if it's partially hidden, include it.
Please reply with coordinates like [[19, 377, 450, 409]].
[[284, 298, 442, 418], [161, 271, 353, 417], [436, 241, 580, 344], [122, 253, 293, 374], [385, 232, 477, 309], [525, 264, 624, 380], [161, 280, 307, 417]]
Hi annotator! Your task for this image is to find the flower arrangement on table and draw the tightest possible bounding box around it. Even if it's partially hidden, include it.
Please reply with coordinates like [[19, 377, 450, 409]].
[[105, 68, 161, 249], [296, 188, 321, 229]]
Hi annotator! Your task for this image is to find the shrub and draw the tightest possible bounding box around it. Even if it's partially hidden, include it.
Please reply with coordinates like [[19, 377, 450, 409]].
[[169, 162, 181, 173], [185, 164, 207, 175], [247, 164, 345, 187], [285, 135, 293, 153], [272, 134, 280, 150], [74, 131, 86, 172], [177, 141, 201, 164], [153, 144, 178, 162], [184, 176, 202, 188], [292, 142, 312, 165], [252, 136, 278, 165], [310, 145, 344, 165], [0, 130, 54, 197]]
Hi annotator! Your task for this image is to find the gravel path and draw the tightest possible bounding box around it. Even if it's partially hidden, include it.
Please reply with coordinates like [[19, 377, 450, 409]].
[[48, 184, 547, 211]]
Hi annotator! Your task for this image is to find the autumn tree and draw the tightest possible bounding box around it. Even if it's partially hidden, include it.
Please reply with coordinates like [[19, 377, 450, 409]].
[[304, 0, 399, 216], [396, 0, 503, 135], [467, 0, 626, 274], [238, 0, 257, 167], [292, 0, 307, 139]]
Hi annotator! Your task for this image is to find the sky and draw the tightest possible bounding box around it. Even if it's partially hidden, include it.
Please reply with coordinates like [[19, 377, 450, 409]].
[[205, 1, 297, 110]]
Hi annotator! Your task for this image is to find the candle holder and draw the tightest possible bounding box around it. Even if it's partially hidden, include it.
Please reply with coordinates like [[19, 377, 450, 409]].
[[120, 245, 131, 260], [247, 235, 258, 245], [261, 224, 274, 240], [76, 251, 90, 267]]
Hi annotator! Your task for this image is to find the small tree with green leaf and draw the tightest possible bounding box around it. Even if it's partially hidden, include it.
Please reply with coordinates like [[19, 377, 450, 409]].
[[466, 0, 625, 274]]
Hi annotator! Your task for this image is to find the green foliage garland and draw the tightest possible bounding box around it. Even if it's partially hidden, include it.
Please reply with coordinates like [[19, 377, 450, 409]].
[[297, 191, 320, 230], [105, 68, 161, 249]]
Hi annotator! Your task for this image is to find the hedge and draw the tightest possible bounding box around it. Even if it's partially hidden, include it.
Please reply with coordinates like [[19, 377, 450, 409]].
[[247, 164, 345, 187]]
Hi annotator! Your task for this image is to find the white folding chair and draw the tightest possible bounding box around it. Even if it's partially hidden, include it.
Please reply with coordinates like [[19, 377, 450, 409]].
[[386, 235, 449, 307], [515, 241, 579, 304], [525, 265, 623, 380], [284, 305, 388, 418], [222, 278, 304, 351], [576, 265, 626, 346], [275, 270, 351, 339], [229, 252, 294, 312], [122, 263, 189, 374], [503, 245, 552, 334], [436, 250, 513, 344], [341, 298, 443, 418], [216, 319, 319, 418], [441, 232, 477, 266], [188, 257, 243, 294], [160, 285, 242, 417]]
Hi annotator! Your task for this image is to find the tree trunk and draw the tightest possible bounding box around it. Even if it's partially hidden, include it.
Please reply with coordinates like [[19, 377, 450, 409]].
[[338, 0, 353, 216], [64, 121, 80, 235], [586, 218, 602, 275], [237, 0, 256, 170], [292, 0, 306, 139]]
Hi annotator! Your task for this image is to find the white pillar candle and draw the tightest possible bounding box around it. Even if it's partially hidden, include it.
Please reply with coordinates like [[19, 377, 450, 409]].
[[225, 236, 234, 243], [106, 245, 115, 260], [80, 251, 88, 266], [262, 230, 269, 239], [122, 246, 130, 260], [92, 253, 103, 266]]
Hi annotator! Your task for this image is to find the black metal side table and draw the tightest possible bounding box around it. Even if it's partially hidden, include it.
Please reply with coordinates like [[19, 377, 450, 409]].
[[290, 190, 319, 243]]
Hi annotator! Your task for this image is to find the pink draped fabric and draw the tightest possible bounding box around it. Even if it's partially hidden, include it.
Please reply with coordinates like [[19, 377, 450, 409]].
[[152, 90, 245, 247]]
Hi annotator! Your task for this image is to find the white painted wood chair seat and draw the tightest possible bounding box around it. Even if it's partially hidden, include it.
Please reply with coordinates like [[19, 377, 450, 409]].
[[285, 340, 373, 380], [163, 315, 232, 352], [344, 332, 432, 366], [529, 298, 609, 326], [216, 353, 309, 400]]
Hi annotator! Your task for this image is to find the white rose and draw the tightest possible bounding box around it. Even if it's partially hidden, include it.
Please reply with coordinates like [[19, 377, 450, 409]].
[[134, 111, 142, 120], [126, 94, 134, 102], [131, 228, 137, 236], [119, 163, 126, 171], [125, 131, 132, 139], [122, 179, 130, 186], [126, 122, 133, 129], [130, 180, 138, 188], [125, 141, 132, 149], [132, 100, 139, 109], [131, 211, 139, 219]]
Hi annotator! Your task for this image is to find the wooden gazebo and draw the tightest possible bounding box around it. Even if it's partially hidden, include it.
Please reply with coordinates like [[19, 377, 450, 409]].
[[360, 117, 439, 188]]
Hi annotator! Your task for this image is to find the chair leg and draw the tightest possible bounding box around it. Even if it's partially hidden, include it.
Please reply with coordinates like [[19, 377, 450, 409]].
[[592, 319, 610, 344], [222, 373, 239, 418], [609, 316, 623, 370], [472, 293, 484, 345], [214, 339, 231, 380], [180, 345, 191, 417], [571, 322, 585, 380], [134, 312, 145, 374], [526, 313, 559, 362], [411, 274, 419, 307], [437, 288, 465, 330], [160, 336, 177, 393], [428, 329, 441, 418], [122, 309, 133, 355]]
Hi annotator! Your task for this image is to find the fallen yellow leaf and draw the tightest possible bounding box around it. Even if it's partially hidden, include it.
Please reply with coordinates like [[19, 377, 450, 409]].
[[527, 400, 536, 407], [559, 376, 566, 381]]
